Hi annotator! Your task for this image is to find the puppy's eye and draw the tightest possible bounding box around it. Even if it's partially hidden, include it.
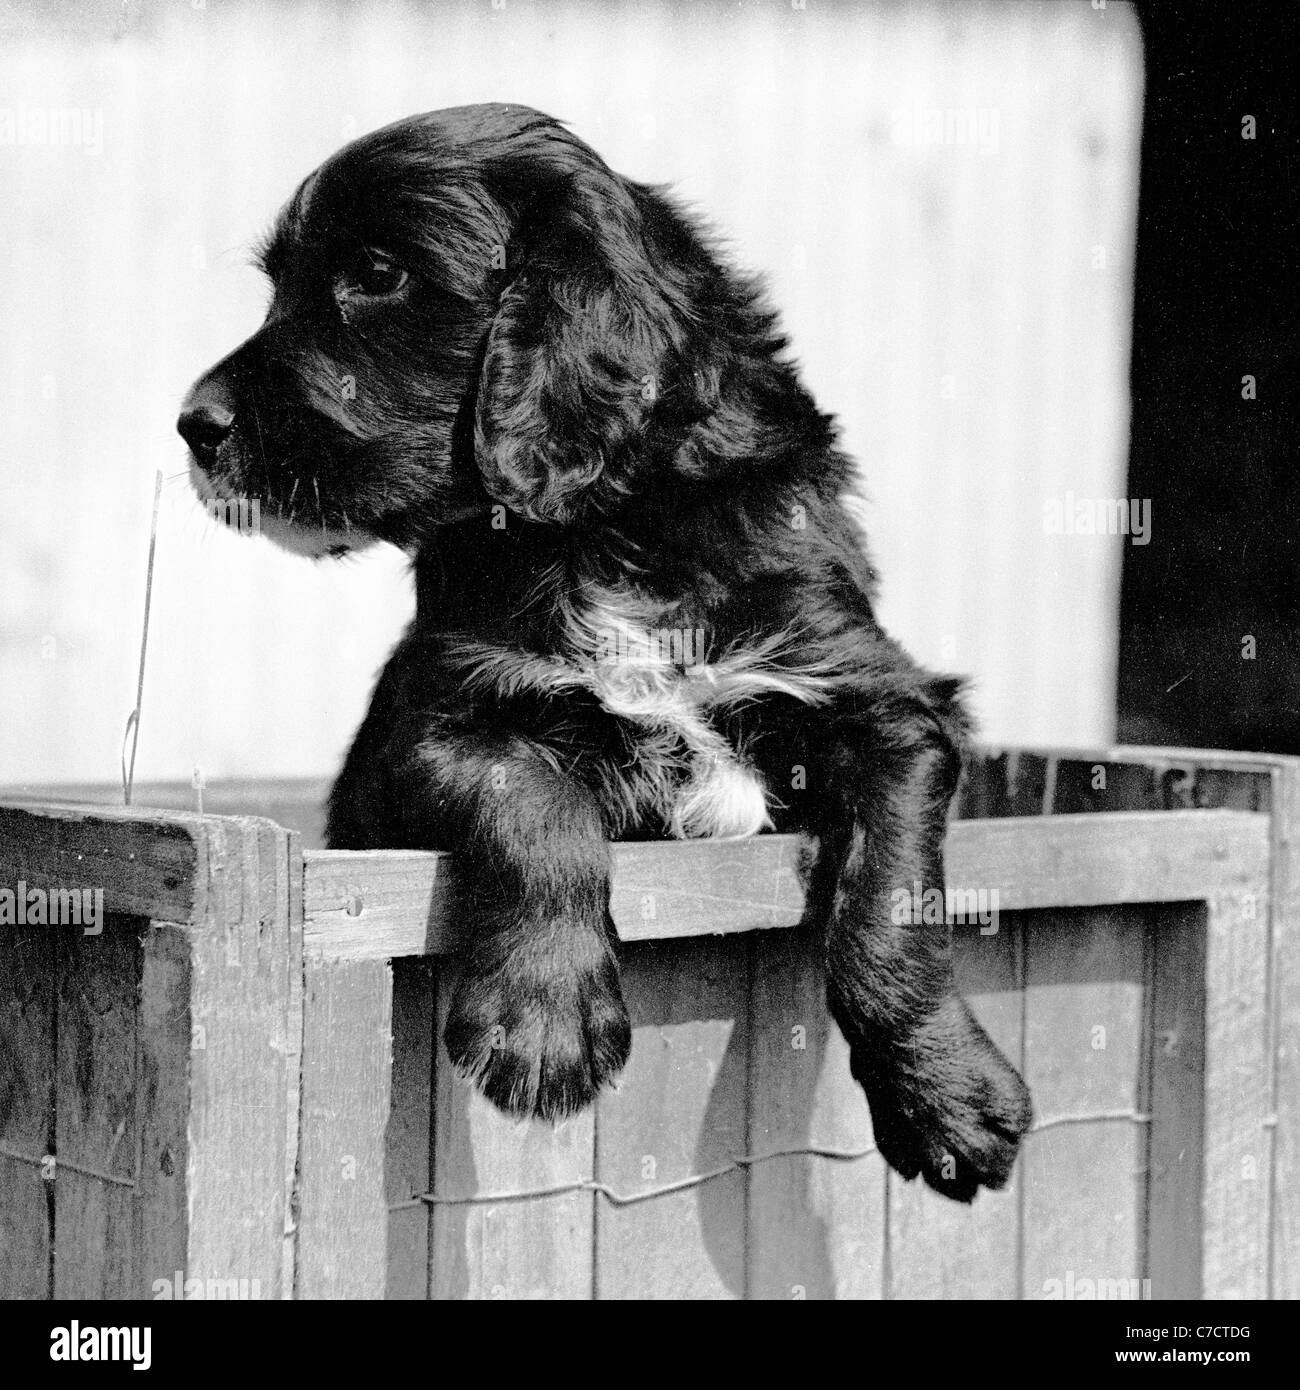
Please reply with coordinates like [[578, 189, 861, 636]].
[[338, 247, 409, 299]]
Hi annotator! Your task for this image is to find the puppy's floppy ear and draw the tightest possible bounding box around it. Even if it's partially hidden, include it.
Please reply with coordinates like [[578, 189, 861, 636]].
[[474, 140, 690, 523]]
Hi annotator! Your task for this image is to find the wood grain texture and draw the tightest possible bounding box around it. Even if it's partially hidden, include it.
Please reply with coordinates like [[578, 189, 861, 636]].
[[887, 922, 1024, 1299], [302, 811, 1270, 963], [0, 801, 203, 923], [1144, 902, 1206, 1299], [593, 935, 750, 1300], [135, 923, 193, 1299], [744, 926, 885, 1300], [608, 838, 805, 939], [305, 850, 457, 960], [1200, 890, 1271, 1299], [184, 817, 297, 1298], [950, 812, 1269, 913], [281, 832, 305, 1299], [296, 957, 392, 1299], [1270, 761, 1300, 1299], [430, 967, 595, 1300], [0, 923, 54, 1299], [385, 958, 436, 1299], [1020, 907, 1146, 1301], [53, 916, 139, 1298]]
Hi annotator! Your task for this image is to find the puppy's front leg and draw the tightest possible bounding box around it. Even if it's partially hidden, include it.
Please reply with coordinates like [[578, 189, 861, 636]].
[[795, 681, 1033, 1200], [401, 730, 631, 1120]]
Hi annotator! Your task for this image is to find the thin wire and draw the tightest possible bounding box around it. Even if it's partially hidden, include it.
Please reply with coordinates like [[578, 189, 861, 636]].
[[0, 1142, 136, 1189], [409, 1143, 878, 1211], [403, 1111, 1153, 1212], [122, 469, 163, 806], [0, 1117, 1153, 1211]]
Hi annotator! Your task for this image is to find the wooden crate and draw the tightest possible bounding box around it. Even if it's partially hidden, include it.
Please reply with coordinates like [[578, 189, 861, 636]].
[[0, 746, 1295, 1300]]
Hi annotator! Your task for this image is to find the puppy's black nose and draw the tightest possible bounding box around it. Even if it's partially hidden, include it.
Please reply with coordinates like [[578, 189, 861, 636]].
[[178, 381, 236, 467]]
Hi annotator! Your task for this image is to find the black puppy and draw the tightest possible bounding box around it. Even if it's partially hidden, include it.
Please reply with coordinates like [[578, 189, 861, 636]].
[[179, 104, 1031, 1201]]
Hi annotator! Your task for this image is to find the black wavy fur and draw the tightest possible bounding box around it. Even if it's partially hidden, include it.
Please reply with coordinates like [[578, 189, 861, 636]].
[[179, 104, 1032, 1201]]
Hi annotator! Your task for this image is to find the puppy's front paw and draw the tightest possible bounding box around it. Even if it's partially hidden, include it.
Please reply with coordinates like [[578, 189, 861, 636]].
[[851, 997, 1033, 1202], [444, 923, 631, 1121]]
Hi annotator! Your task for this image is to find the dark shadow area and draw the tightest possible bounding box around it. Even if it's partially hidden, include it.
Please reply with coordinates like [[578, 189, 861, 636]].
[[1120, 1, 1299, 750]]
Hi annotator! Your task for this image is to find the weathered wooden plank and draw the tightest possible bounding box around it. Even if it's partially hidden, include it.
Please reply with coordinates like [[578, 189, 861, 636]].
[[135, 923, 193, 1298], [1021, 907, 1147, 1301], [296, 957, 392, 1299], [744, 926, 885, 1300], [302, 811, 1271, 962], [53, 916, 140, 1298], [304, 851, 457, 961], [1270, 761, 1300, 1299], [887, 920, 1024, 1298], [0, 802, 204, 924], [964, 812, 1268, 914], [184, 817, 297, 1297], [1201, 890, 1271, 1299], [593, 935, 749, 1300], [0, 924, 54, 1299], [429, 968, 595, 1300], [608, 838, 805, 939], [281, 832, 304, 1299], [305, 837, 806, 960], [386, 958, 435, 1299], [1145, 902, 1206, 1299]]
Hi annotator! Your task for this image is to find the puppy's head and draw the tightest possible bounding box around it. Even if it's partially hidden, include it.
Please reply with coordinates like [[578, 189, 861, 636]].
[[179, 103, 711, 555]]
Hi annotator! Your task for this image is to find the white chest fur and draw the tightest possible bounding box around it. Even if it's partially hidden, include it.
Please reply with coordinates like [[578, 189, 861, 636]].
[[564, 593, 842, 840], [447, 586, 843, 841], [585, 654, 772, 839]]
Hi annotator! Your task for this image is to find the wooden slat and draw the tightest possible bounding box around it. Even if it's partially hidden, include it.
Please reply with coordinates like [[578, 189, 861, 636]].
[[303, 811, 1271, 962], [607, 838, 805, 939], [958, 812, 1268, 913], [305, 851, 457, 960], [593, 936, 750, 1300], [429, 969, 596, 1300], [53, 916, 140, 1297], [1145, 902, 1206, 1298], [0, 924, 54, 1299], [1201, 890, 1271, 1299], [744, 927, 885, 1300], [385, 958, 436, 1299], [296, 957, 392, 1299], [0, 802, 204, 924], [1020, 907, 1147, 1301], [184, 817, 297, 1297], [135, 923, 193, 1298], [281, 833, 304, 1299], [887, 921, 1024, 1298], [1270, 761, 1300, 1298]]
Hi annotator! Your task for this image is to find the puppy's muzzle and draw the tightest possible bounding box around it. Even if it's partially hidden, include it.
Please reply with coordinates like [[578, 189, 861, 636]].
[[177, 368, 237, 471]]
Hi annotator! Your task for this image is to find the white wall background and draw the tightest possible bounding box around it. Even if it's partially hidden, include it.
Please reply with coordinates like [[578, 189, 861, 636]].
[[0, 0, 1143, 789]]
